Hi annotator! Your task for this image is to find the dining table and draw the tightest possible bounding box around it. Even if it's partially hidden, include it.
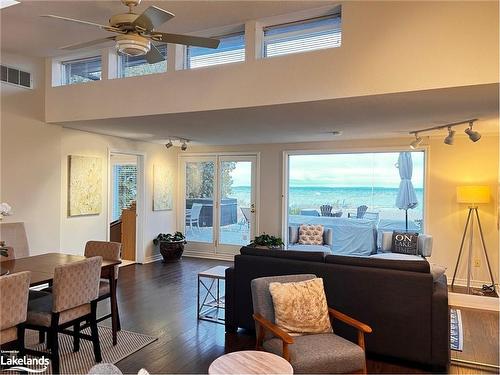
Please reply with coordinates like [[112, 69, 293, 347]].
[[0, 252, 122, 345]]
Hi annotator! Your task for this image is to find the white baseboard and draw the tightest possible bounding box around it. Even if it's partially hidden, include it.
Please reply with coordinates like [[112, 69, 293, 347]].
[[449, 292, 500, 311], [450, 277, 495, 289], [143, 253, 163, 264], [183, 250, 235, 262]]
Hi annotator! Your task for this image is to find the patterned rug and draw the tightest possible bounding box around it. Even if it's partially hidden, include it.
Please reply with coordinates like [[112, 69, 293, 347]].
[[450, 308, 463, 351], [1, 326, 156, 374]]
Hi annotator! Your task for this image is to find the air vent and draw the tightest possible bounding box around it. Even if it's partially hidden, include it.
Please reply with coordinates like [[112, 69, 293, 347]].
[[0, 64, 32, 89]]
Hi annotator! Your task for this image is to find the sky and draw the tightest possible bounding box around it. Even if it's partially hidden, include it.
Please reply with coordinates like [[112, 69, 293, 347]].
[[230, 151, 425, 188]]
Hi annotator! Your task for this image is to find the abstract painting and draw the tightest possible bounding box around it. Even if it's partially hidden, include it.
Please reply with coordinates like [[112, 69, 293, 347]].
[[153, 164, 173, 211], [68, 155, 102, 216]]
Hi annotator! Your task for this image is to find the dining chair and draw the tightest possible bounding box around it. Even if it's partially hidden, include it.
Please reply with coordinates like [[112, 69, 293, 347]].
[[251, 274, 372, 374], [0, 271, 31, 354], [0, 222, 29, 258], [25, 256, 103, 374], [84, 240, 122, 344]]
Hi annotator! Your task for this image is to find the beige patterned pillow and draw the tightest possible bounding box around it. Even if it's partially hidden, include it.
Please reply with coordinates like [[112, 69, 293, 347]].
[[269, 278, 332, 335], [298, 224, 324, 245]]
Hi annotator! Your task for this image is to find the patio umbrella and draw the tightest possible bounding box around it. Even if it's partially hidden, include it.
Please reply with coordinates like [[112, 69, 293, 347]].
[[395, 152, 418, 231]]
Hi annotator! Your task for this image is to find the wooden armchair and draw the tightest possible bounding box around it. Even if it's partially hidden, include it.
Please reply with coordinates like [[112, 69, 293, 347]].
[[251, 274, 372, 374]]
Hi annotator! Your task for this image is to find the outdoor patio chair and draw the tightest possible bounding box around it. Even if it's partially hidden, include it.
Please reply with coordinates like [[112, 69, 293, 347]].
[[186, 203, 202, 231], [348, 205, 368, 219], [241, 207, 251, 228], [320, 205, 333, 217]]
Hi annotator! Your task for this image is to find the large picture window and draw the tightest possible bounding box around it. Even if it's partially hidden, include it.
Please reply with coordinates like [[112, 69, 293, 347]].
[[286, 151, 425, 249]]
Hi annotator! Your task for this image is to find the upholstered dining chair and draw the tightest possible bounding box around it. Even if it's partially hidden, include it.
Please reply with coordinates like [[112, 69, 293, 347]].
[[25, 256, 103, 374], [84, 240, 122, 344], [251, 274, 372, 374], [0, 271, 31, 353]]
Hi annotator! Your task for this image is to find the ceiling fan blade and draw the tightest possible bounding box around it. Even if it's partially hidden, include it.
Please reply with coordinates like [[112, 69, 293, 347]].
[[60, 36, 116, 51], [145, 44, 165, 64], [40, 15, 120, 32], [132, 6, 174, 31], [153, 33, 220, 49]]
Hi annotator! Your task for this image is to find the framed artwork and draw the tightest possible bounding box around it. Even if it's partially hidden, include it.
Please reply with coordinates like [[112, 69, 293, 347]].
[[68, 155, 102, 216], [153, 164, 173, 211]]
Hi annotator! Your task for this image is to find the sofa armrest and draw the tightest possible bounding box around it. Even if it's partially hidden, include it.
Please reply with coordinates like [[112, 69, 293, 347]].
[[418, 234, 433, 257], [225, 267, 237, 332], [431, 275, 450, 368]]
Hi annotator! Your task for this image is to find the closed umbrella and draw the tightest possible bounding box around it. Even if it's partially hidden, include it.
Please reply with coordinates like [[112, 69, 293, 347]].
[[396, 152, 418, 231]]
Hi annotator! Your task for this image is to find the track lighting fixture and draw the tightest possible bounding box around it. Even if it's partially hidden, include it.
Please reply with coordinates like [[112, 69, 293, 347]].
[[444, 127, 455, 145], [181, 140, 188, 151], [165, 139, 173, 149], [410, 133, 423, 149], [464, 122, 481, 142], [409, 119, 481, 148]]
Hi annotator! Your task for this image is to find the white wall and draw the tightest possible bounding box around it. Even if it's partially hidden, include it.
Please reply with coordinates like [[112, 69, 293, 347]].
[[1, 52, 178, 260], [45, 1, 499, 122], [1, 52, 62, 254]]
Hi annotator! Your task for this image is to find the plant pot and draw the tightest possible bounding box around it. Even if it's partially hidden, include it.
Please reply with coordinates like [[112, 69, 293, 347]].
[[157, 241, 185, 263]]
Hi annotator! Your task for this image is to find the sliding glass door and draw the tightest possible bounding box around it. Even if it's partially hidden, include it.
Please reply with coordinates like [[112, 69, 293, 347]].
[[180, 155, 258, 257]]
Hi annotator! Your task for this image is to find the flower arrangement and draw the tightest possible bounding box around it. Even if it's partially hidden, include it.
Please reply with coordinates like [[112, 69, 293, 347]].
[[0, 202, 12, 219]]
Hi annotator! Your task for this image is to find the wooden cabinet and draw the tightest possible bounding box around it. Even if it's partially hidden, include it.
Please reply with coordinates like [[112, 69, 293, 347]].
[[121, 204, 136, 261]]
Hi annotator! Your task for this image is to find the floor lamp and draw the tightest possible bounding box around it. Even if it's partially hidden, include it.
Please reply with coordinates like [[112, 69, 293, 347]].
[[451, 186, 496, 294]]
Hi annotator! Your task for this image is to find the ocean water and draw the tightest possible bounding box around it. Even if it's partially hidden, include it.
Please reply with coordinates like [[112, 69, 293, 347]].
[[229, 186, 424, 220]]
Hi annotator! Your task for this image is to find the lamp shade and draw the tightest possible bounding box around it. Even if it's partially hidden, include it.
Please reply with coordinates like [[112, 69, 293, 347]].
[[456, 186, 490, 204]]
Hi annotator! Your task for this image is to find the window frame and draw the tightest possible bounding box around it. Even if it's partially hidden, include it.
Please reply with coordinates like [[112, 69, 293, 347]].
[[262, 12, 342, 59], [60, 55, 103, 86], [184, 30, 246, 70], [281, 147, 429, 248]]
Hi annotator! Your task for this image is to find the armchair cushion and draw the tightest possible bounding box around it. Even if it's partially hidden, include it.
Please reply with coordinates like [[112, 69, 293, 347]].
[[263, 333, 364, 374], [269, 278, 331, 335]]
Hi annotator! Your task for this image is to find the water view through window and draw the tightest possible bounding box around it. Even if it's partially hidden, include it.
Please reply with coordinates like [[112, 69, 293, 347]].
[[287, 151, 425, 236]]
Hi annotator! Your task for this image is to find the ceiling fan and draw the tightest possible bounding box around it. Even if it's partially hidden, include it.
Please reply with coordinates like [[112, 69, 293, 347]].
[[41, 0, 220, 64]]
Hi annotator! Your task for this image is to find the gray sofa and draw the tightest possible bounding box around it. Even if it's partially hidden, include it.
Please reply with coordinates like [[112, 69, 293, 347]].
[[287, 219, 432, 258]]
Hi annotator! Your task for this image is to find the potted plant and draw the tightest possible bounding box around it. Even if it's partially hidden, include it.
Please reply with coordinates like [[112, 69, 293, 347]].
[[153, 232, 187, 263], [250, 233, 284, 249]]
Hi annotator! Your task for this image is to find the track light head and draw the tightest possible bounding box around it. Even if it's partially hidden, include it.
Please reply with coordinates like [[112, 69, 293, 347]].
[[410, 133, 423, 149], [444, 127, 456, 145], [165, 139, 173, 149], [465, 122, 481, 142], [181, 140, 188, 151]]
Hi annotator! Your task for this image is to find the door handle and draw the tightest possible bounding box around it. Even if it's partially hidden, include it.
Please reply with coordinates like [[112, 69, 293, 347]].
[[250, 203, 256, 213]]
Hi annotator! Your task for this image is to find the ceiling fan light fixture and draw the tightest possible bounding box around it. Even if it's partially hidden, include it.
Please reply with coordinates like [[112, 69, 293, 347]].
[[116, 34, 150, 57]]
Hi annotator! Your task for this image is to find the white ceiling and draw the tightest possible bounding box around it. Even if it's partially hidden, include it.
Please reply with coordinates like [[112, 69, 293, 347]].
[[59, 84, 499, 145], [0, 0, 329, 57]]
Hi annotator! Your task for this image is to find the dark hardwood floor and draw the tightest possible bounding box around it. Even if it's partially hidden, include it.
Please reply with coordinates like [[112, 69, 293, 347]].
[[98, 258, 499, 374]]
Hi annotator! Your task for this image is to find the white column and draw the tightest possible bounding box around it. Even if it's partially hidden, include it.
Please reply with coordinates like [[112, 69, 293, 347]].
[[245, 20, 263, 61]]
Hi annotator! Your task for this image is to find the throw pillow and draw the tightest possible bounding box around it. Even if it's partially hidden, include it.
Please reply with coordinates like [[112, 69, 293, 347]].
[[298, 224, 324, 245], [269, 278, 332, 335], [392, 231, 419, 255]]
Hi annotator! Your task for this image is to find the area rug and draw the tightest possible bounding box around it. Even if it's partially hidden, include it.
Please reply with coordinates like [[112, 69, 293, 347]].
[[450, 308, 463, 351], [2, 326, 156, 374]]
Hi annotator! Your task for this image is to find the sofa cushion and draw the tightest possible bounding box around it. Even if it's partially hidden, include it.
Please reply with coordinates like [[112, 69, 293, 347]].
[[325, 254, 430, 273], [269, 278, 332, 335], [288, 244, 332, 253], [370, 253, 424, 262], [240, 246, 325, 262]]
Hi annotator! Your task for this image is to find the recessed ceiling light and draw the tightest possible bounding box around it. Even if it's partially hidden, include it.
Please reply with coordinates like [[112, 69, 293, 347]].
[[0, 0, 20, 10], [331, 131, 343, 136]]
